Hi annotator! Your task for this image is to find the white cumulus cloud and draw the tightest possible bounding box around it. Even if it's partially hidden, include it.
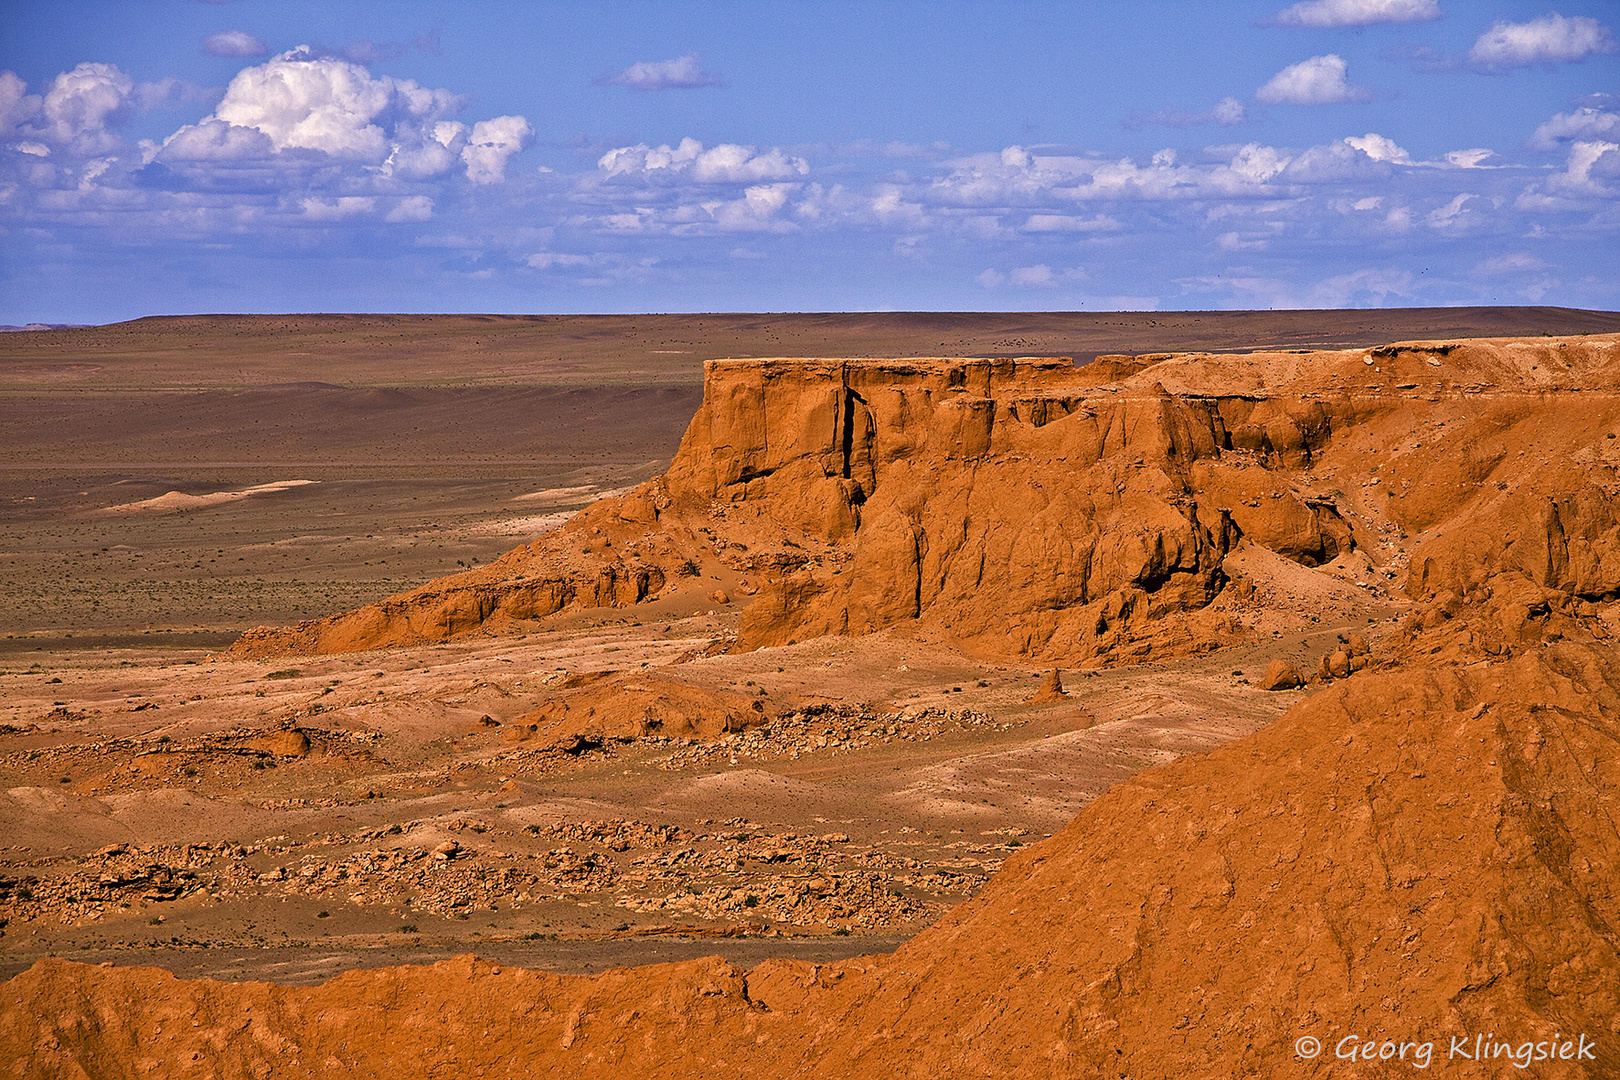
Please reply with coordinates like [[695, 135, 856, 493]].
[[385, 119, 466, 179], [600, 53, 721, 90], [203, 30, 268, 58], [31, 63, 134, 155], [1226, 143, 1293, 182], [1539, 140, 1620, 198], [1270, 0, 1440, 27], [209, 50, 416, 160], [150, 49, 527, 186], [597, 137, 808, 182], [1256, 55, 1368, 105], [154, 117, 274, 161], [0, 70, 41, 138], [701, 182, 799, 231], [460, 115, 531, 184], [1529, 107, 1620, 151], [1282, 140, 1390, 181], [1468, 14, 1617, 71], [1344, 133, 1411, 164]]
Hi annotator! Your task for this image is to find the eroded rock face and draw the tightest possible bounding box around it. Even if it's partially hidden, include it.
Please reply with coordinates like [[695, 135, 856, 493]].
[[665, 359, 1248, 662], [225, 336, 1620, 669]]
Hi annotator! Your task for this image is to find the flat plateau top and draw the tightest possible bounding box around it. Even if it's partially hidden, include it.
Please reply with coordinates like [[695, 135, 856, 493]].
[[4, 308, 1617, 391]]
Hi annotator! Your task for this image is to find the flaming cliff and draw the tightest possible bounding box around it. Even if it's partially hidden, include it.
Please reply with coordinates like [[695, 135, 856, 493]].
[[230, 336, 1620, 668]]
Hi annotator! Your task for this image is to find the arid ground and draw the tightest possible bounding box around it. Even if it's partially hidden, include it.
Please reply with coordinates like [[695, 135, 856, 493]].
[[4, 309, 1620, 1077]]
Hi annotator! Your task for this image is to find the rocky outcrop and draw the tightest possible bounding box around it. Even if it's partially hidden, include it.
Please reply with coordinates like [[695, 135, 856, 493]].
[[664, 358, 1253, 662], [226, 335, 1620, 666], [1258, 658, 1303, 689], [1027, 669, 1067, 702], [501, 670, 774, 747]]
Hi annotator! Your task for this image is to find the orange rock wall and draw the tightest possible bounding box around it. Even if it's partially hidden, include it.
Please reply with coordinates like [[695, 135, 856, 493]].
[[664, 357, 1352, 660], [225, 337, 1620, 666]]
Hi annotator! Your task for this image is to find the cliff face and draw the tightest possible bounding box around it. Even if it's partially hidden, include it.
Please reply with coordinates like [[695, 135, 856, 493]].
[[664, 356, 1356, 660], [227, 336, 1620, 665]]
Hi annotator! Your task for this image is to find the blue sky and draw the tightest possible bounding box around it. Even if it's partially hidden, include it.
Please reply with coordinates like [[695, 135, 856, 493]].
[[2, 0, 1617, 321]]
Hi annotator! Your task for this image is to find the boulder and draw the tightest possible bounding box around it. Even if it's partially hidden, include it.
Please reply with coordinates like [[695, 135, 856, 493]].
[[1259, 659, 1303, 690], [1026, 669, 1067, 703]]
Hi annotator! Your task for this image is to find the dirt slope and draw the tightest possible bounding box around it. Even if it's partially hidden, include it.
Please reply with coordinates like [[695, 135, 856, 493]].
[[8, 588, 1616, 1077]]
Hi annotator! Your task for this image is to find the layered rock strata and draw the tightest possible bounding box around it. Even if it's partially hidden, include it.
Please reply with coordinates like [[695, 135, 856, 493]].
[[227, 336, 1620, 671]]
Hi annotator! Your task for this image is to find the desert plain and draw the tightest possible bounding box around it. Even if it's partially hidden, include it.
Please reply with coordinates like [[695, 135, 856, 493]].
[[3, 307, 1620, 1077]]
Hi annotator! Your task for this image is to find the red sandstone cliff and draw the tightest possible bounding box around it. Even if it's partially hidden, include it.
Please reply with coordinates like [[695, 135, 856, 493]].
[[227, 336, 1620, 669]]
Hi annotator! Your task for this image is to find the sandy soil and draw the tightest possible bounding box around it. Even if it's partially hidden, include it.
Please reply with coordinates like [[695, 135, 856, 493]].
[[1, 596, 1382, 979]]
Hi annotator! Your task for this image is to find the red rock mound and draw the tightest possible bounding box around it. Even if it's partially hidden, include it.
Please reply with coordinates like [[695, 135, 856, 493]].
[[1026, 668, 1067, 702], [502, 670, 774, 747]]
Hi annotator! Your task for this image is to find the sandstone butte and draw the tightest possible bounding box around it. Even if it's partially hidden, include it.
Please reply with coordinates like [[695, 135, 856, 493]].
[[6, 335, 1620, 1077]]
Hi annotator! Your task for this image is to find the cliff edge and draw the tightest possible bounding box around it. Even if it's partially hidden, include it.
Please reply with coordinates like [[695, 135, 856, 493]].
[[226, 337, 1620, 671]]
